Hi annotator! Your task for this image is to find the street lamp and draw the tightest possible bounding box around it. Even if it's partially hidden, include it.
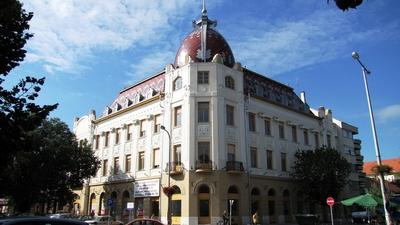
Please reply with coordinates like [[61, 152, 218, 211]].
[[160, 125, 172, 225], [352, 51, 391, 225]]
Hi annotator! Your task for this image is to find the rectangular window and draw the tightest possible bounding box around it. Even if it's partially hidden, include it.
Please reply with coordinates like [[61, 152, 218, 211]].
[[94, 135, 100, 149], [226, 105, 234, 126], [174, 106, 182, 127], [264, 119, 271, 135], [266, 150, 273, 170], [113, 157, 119, 175], [248, 113, 256, 132], [173, 145, 181, 163], [198, 102, 209, 123], [125, 154, 131, 173], [227, 144, 235, 161], [250, 147, 257, 168], [281, 152, 287, 172], [314, 132, 319, 147], [104, 132, 110, 147], [291, 125, 297, 142], [139, 120, 146, 137], [138, 152, 145, 170], [152, 148, 160, 168], [303, 130, 309, 145], [327, 134, 332, 148], [279, 122, 285, 139], [126, 124, 132, 141], [102, 159, 108, 176], [154, 114, 161, 133], [115, 128, 120, 145], [197, 71, 209, 84], [198, 142, 210, 163]]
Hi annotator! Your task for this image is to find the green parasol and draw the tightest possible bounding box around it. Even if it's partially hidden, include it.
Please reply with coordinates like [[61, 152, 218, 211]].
[[341, 193, 384, 207]]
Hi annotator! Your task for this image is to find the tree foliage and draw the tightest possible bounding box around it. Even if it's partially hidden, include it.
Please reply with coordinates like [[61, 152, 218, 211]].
[[291, 147, 351, 206], [4, 118, 100, 213], [0, 0, 58, 195]]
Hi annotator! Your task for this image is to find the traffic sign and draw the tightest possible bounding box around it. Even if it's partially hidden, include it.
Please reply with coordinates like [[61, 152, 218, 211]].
[[326, 197, 335, 206]]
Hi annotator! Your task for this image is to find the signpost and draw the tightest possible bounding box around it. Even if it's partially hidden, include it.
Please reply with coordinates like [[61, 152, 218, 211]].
[[127, 202, 134, 222], [229, 200, 234, 225], [327, 197, 335, 225]]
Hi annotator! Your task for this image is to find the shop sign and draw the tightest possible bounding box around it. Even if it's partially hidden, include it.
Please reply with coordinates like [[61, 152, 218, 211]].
[[134, 179, 160, 197]]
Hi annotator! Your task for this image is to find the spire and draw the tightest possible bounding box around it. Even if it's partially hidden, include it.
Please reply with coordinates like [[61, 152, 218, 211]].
[[202, 0, 207, 16], [193, 0, 216, 29]]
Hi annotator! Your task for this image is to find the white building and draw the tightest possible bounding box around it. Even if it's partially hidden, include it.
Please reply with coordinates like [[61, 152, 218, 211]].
[[73, 4, 364, 225]]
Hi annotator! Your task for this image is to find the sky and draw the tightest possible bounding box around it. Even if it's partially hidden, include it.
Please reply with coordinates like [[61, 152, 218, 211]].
[[7, 0, 400, 162]]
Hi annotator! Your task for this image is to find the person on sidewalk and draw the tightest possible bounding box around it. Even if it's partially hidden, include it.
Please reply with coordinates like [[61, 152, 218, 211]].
[[252, 211, 259, 225], [222, 210, 229, 225]]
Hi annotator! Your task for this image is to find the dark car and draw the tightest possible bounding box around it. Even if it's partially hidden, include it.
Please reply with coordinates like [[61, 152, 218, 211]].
[[0, 217, 88, 225], [126, 218, 165, 225]]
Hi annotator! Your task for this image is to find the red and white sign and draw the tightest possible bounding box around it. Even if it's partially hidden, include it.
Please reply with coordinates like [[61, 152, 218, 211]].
[[326, 197, 335, 206]]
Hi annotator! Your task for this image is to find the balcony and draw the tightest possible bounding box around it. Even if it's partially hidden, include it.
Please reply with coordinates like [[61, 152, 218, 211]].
[[195, 160, 213, 173], [226, 161, 244, 174], [167, 161, 184, 175]]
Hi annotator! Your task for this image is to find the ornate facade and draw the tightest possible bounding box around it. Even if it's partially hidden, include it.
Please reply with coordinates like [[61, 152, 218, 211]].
[[73, 4, 364, 225]]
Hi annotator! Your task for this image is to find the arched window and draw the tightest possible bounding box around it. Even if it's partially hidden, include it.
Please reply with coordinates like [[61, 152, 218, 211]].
[[121, 191, 130, 220], [227, 186, 239, 217], [110, 191, 117, 217], [296, 191, 304, 214], [251, 188, 261, 217], [99, 192, 106, 215], [268, 189, 276, 223], [283, 189, 291, 222], [171, 186, 182, 224], [225, 76, 235, 89], [89, 193, 96, 216], [198, 185, 210, 224], [173, 77, 182, 90]]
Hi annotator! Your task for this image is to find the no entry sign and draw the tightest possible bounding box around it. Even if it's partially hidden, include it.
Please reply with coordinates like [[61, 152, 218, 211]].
[[327, 197, 335, 206]]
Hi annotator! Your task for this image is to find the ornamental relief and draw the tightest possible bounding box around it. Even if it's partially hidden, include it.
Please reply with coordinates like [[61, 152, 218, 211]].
[[197, 124, 210, 137]]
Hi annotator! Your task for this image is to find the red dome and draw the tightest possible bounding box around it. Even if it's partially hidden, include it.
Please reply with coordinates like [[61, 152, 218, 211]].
[[174, 28, 235, 68]]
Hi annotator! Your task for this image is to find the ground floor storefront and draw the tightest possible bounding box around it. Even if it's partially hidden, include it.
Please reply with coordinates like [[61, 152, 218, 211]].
[[74, 171, 354, 225]]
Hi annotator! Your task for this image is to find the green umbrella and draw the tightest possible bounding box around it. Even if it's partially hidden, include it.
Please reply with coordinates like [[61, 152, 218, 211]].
[[341, 193, 384, 207]]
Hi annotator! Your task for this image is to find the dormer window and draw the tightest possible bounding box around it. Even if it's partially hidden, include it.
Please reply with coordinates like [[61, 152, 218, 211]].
[[173, 77, 182, 90], [125, 98, 133, 108], [225, 76, 235, 89], [114, 103, 122, 111]]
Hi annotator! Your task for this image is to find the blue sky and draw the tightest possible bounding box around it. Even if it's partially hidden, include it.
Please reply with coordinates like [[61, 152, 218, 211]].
[[7, 0, 399, 162]]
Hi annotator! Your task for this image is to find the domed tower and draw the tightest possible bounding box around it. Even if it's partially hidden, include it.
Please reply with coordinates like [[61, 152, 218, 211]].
[[174, 1, 235, 68]]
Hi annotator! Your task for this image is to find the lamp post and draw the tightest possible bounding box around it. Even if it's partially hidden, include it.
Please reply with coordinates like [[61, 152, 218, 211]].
[[161, 125, 172, 225], [352, 51, 391, 225]]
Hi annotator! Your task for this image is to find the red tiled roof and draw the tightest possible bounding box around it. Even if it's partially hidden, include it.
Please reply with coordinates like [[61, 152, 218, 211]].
[[363, 157, 400, 175]]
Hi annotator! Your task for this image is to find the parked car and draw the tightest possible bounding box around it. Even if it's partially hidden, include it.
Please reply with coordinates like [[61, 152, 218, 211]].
[[84, 216, 123, 225], [0, 217, 87, 225], [126, 218, 165, 225], [48, 213, 73, 219]]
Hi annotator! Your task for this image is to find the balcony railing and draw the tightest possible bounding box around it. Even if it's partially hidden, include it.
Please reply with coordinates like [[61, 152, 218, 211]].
[[226, 161, 244, 174], [167, 161, 184, 175], [195, 160, 213, 173]]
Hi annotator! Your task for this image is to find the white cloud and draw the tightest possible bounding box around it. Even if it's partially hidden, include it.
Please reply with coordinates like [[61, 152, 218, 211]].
[[230, 9, 399, 76], [22, 0, 192, 74], [125, 50, 174, 85], [378, 104, 400, 122]]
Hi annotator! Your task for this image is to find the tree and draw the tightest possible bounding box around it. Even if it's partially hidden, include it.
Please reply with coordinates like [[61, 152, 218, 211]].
[[0, 0, 58, 194], [291, 147, 351, 210], [327, 0, 363, 11], [5, 118, 100, 214]]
